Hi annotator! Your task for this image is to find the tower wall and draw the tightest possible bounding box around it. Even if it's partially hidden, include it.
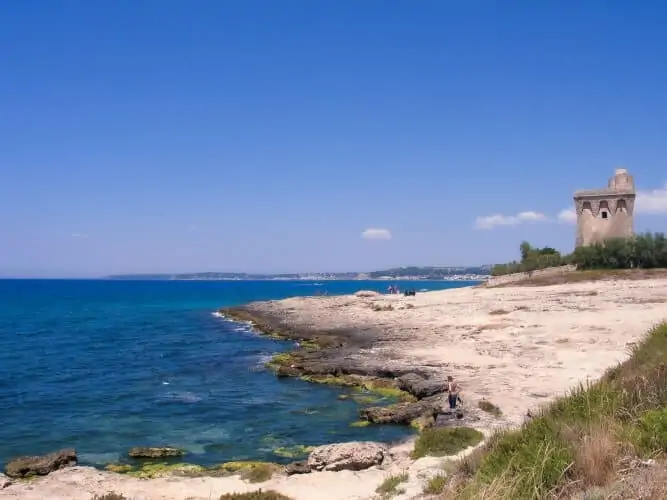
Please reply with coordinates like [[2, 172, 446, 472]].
[[573, 169, 636, 247]]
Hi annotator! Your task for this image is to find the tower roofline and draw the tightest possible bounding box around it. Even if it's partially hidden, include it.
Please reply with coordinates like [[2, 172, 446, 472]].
[[574, 188, 636, 198]]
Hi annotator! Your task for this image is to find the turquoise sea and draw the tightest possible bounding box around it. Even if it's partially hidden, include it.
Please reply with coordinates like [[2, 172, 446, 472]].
[[0, 279, 477, 468]]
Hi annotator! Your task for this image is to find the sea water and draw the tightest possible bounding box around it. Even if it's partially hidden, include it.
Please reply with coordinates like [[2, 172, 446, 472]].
[[0, 279, 476, 467]]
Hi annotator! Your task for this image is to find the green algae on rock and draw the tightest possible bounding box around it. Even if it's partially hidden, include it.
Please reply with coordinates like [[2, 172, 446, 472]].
[[272, 445, 314, 459], [104, 463, 134, 473], [350, 420, 371, 428], [127, 462, 206, 479]]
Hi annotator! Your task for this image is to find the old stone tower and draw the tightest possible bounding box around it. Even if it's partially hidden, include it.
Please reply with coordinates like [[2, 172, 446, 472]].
[[573, 168, 636, 247]]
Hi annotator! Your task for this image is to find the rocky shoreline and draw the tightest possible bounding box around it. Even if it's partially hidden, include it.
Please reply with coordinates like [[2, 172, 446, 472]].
[[6, 278, 667, 499], [220, 303, 465, 430]]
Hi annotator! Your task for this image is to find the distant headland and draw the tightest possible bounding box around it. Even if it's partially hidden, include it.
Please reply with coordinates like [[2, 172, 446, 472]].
[[105, 265, 492, 282]]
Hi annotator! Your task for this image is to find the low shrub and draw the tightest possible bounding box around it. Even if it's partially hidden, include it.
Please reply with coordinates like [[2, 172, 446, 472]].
[[219, 491, 293, 500], [411, 427, 484, 459], [477, 399, 502, 417], [91, 494, 128, 500]]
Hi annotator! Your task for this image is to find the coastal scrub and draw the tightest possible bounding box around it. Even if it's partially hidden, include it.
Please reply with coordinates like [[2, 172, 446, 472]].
[[477, 399, 502, 418], [219, 491, 294, 500], [449, 322, 667, 499], [410, 427, 484, 459]]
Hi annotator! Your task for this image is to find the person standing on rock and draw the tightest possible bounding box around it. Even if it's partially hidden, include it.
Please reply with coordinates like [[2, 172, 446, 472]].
[[446, 375, 461, 411]]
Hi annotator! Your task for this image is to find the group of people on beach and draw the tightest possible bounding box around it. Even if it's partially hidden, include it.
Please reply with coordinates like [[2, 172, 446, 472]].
[[386, 285, 417, 296]]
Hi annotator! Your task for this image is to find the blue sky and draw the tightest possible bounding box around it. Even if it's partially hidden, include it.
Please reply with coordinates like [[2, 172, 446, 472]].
[[2, 1, 666, 276]]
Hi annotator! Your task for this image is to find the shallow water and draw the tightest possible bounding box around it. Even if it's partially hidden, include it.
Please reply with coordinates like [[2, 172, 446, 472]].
[[0, 279, 476, 467]]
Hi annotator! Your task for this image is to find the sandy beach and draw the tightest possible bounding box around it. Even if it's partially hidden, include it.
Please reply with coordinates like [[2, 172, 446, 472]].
[[4, 276, 667, 500]]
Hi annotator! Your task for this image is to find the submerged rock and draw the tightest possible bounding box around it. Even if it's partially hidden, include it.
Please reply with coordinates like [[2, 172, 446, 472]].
[[308, 441, 388, 472], [127, 447, 184, 458], [5, 448, 77, 478]]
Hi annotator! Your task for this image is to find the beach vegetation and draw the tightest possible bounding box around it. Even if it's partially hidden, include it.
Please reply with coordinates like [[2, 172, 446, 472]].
[[491, 241, 568, 276], [219, 461, 283, 483], [491, 233, 667, 278], [375, 471, 409, 497], [410, 427, 484, 459], [423, 473, 448, 495], [91, 494, 128, 500], [443, 322, 667, 499], [219, 490, 294, 500], [477, 399, 502, 417], [571, 232, 667, 270], [371, 303, 394, 312]]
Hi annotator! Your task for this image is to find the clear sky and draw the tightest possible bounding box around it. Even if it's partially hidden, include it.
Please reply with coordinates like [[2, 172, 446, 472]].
[[2, 1, 666, 277]]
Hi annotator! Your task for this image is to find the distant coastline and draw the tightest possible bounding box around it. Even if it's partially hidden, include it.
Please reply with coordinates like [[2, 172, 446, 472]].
[[105, 265, 491, 282]]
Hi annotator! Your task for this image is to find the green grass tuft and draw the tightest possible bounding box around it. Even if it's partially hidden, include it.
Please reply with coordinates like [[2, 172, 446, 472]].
[[375, 471, 409, 498], [423, 473, 448, 495], [411, 427, 484, 459], [451, 322, 667, 499]]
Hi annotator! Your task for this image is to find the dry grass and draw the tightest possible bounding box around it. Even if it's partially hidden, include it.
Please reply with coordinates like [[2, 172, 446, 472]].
[[477, 399, 502, 418], [489, 268, 667, 288], [489, 309, 510, 315], [434, 322, 667, 500], [571, 423, 621, 488]]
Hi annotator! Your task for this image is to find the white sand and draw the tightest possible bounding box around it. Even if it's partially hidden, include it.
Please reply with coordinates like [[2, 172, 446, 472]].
[[4, 278, 667, 500]]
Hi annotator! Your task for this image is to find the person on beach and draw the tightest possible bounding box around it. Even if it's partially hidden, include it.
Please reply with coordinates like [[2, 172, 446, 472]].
[[446, 375, 461, 410]]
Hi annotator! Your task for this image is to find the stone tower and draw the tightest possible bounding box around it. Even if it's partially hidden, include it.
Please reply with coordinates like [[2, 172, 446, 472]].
[[573, 168, 636, 247]]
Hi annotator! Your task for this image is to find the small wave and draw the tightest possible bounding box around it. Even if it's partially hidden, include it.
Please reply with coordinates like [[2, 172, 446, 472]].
[[161, 391, 203, 403], [247, 354, 273, 372], [211, 311, 225, 319]]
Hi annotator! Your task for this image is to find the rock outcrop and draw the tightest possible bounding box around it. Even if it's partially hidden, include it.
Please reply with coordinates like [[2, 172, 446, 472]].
[[4, 448, 77, 478], [285, 461, 311, 475], [0, 473, 11, 489], [360, 398, 440, 425], [397, 373, 446, 399], [307, 442, 388, 472], [128, 447, 184, 458]]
